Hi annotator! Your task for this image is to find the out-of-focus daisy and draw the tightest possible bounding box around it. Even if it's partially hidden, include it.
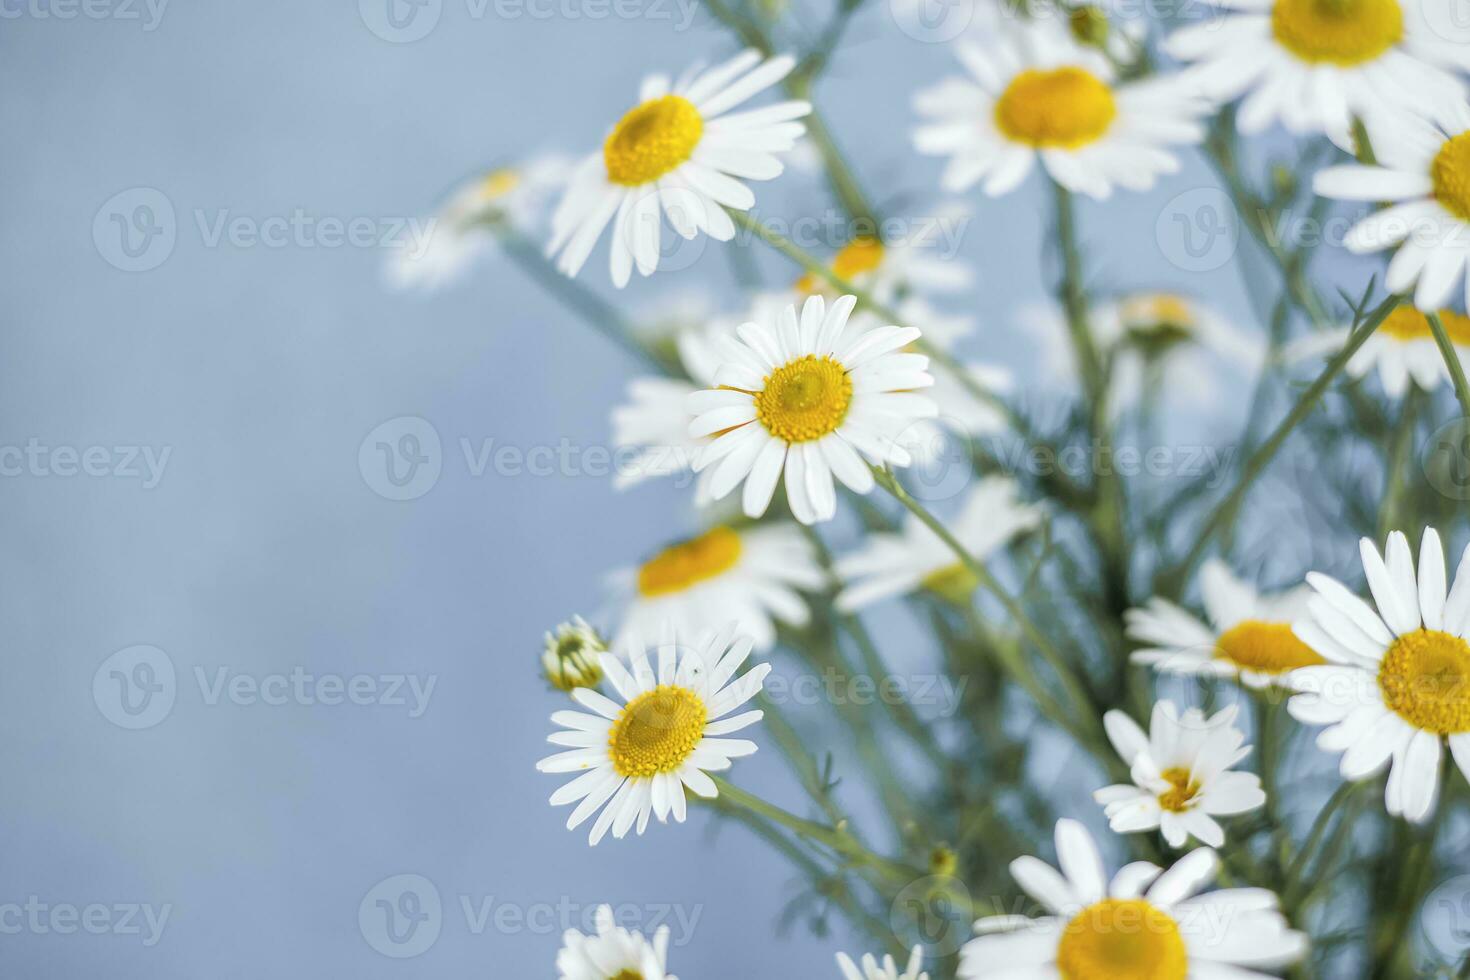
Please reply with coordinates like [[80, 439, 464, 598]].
[[836, 946, 929, 980], [1316, 105, 1470, 310], [557, 904, 677, 980], [1288, 528, 1470, 824], [912, 24, 1208, 199], [834, 476, 1041, 609], [1095, 701, 1266, 848], [1287, 304, 1470, 398], [547, 50, 810, 286], [538, 623, 768, 845], [1167, 0, 1470, 146], [386, 154, 569, 291], [542, 616, 607, 692], [1127, 558, 1326, 689], [607, 523, 824, 651], [794, 207, 974, 303], [1065, 3, 1150, 65], [688, 294, 938, 525], [959, 820, 1308, 979]]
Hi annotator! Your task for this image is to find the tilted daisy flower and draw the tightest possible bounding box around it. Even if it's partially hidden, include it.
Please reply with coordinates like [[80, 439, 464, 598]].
[[912, 23, 1208, 200], [546, 50, 810, 286], [836, 946, 929, 980], [834, 477, 1041, 609], [959, 819, 1308, 980], [687, 294, 938, 525], [537, 623, 768, 845], [1288, 528, 1470, 824], [793, 208, 975, 303], [557, 904, 677, 980], [607, 522, 825, 652], [1095, 701, 1266, 848], [1287, 303, 1470, 398], [1127, 558, 1326, 689]]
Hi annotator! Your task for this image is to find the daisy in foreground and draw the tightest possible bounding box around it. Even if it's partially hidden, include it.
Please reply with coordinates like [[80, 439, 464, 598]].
[[1314, 103, 1470, 310], [959, 820, 1307, 979], [836, 946, 928, 980], [557, 905, 676, 980], [1288, 304, 1470, 398], [1126, 559, 1325, 688], [547, 50, 810, 286], [1288, 528, 1470, 823], [1096, 701, 1265, 848], [912, 23, 1208, 199], [688, 294, 938, 525], [538, 623, 768, 844]]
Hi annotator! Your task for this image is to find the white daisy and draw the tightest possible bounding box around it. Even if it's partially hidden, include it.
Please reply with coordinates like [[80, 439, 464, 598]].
[[1127, 558, 1327, 689], [1167, 0, 1470, 146], [959, 819, 1308, 979], [793, 212, 974, 303], [607, 522, 825, 652], [537, 622, 768, 845], [557, 904, 677, 980], [687, 294, 939, 525], [547, 50, 810, 287], [1286, 304, 1470, 398], [836, 946, 929, 980], [1095, 701, 1266, 848], [1288, 528, 1470, 824], [1315, 105, 1470, 311], [912, 23, 1208, 200], [834, 476, 1041, 609]]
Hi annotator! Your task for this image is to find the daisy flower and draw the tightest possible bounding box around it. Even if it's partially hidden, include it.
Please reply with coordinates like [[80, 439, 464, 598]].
[[1095, 701, 1266, 848], [1315, 104, 1470, 311], [607, 522, 825, 651], [793, 207, 974, 303], [836, 946, 929, 980], [912, 23, 1208, 200], [834, 477, 1041, 609], [1288, 528, 1470, 824], [546, 50, 810, 287], [557, 904, 677, 980], [687, 294, 938, 525], [537, 622, 768, 845], [1167, 0, 1470, 147], [959, 819, 1308, 979], [1287, 304, 1470, 398], [1126, 558, 1326, 689]]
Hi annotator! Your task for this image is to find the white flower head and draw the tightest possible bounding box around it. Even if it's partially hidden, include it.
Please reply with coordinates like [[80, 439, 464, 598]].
[[793, 208, 975, 304], [836, 945, 929, 980], [1287, 303, 1470, 398], [557, 904, 677, 980]]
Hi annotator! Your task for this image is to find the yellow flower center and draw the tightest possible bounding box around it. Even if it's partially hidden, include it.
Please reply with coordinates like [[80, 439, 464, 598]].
[[921, 563, 980, 605], [1271, 0, 1403, 65], [1378, 629, 1470, 734], [1157, 766, 1201, 812], [1120, 293, 1198, 353], [1431, 132, 1470, 223], [1379, 305, 1470, 344], [478, 168, 521, 200], [610, 971, 644, 980], [755, 355, 854, 443], [1057, 900, 1188, 980], [994, 68, 1117, 149], [603, 95, 704, 187], [609, 685, 708, 778], [637, 526, 743, 597], [1215, 620, 1328, 675], [795, 237, 886, 292]]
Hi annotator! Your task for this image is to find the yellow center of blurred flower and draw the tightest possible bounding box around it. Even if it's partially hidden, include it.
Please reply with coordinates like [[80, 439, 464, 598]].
[[479, 168, 521, 200], [1215, 620, 1328, 675], [994, 68, 1117, 149], [921, 563, 981, 604], [637, 527, 743, 597], [1069, 5, 1112, 47], [1432, 132, 1470, 222], [610, 972, 645, 980], [796, 237, 886, 292], [609, 685, 708, 777], [1379, 629, 1470, 734], [604, 95, 704, 187], [1271, 0, 1403, 65], [1057, 900, 1188, 980], [1157, 766, 1201, 812], [1380, 306, 1470, 344], [756, 355, 853, 443]]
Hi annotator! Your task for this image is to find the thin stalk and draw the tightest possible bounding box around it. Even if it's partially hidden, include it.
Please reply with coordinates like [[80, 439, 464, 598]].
[[1428, 311, 1470, 418]]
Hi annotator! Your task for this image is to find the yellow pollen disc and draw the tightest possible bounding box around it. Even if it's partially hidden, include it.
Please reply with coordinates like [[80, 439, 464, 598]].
[[1157, 766, 1201, 812], [921, 563, 981, 605], [1215, 620, 1328, 675], [1378, 629, 1470, 735], [479, 168, 521, 200], [610, 971, 644, 980], [1379, 305, 1470, 344], [637, 526, 742, 597], [609, 685, 708, 778], [1271, 0, 1403, 65], [795, 237, 886, 292], [755, 355, 854, 443], [1432, 132, 1470, 223], [994, 67, 1117, 149], [603, 95, 704, 187], [1057, 900, 1188, 980]]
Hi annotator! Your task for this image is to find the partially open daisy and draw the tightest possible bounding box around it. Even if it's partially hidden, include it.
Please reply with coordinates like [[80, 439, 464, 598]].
[[1288, 303, 1470, 397], [912, 24, 1208, 199], [1288, 528, 1470, 824], [1127, 559, 1326, 689], [834, 477, 1041, 609], [836, 946, 929, 980], [959, 820, 1307, 980], [794, 210, 974, 303], [607, 523, 824, 652], [557, 904, 677, 980], [1167, 0, 1469, 146], [547, 50, 810, 286], [538, 623, 768, 845], [688, 294, 938, 525], [1096, 701, 1266, 848]]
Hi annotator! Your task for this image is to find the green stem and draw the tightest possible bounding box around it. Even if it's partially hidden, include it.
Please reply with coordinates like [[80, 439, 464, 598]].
[[1428, 311, 1470, 418]]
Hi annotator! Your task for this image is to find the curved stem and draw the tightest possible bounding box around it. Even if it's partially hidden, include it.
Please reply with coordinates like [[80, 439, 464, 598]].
[[1428, 311, 1470, 419]]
